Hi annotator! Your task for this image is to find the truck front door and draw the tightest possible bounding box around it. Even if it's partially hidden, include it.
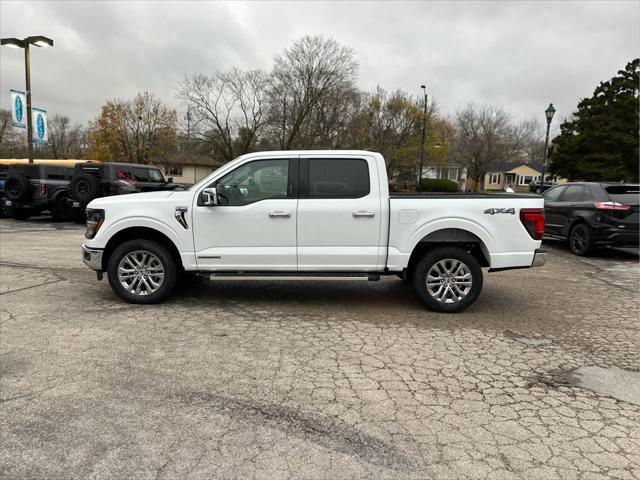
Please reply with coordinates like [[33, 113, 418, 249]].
[[192, 157, 298, 270], [297, 155, 382, 271]]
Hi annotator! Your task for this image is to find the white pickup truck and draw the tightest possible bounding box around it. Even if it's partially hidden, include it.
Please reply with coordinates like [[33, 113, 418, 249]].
[[82, 150, 546, 312]]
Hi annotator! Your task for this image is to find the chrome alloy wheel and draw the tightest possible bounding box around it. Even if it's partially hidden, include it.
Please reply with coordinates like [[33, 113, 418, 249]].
[[117, 250, 165, 296], [426, 259, 472, 304]]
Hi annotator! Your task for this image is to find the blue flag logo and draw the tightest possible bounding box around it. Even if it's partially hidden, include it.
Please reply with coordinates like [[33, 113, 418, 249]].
[[15, 96, 23, 122], [36, 113, 45, 139]]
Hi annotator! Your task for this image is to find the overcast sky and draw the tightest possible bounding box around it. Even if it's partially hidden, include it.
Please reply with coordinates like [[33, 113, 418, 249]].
[[1, 0, 638, 135]]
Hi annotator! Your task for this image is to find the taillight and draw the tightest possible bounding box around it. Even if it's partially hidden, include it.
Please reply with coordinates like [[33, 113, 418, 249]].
[[594, 201, 631, 211], [520, 208, 545, 240], [39, 183, 46, 195]]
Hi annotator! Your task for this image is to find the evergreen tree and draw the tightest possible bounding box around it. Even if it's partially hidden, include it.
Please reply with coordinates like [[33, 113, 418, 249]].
[[551, 59, 639, 182]]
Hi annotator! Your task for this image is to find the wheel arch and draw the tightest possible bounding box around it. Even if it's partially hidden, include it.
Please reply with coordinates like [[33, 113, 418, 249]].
[[102, 226, 183, 272], [404, 228, 490, 280]]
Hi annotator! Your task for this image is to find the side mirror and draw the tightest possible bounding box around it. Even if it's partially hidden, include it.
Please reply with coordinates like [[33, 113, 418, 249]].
[[202, 187, 218, 206], [167, 177, 174, 183]]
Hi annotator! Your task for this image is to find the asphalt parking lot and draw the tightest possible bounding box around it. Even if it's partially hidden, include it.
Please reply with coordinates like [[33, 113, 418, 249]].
[[1, 217, 639, 479]]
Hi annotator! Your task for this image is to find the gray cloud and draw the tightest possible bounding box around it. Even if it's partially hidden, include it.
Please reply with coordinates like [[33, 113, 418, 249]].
[[1, 0, 638, 136]]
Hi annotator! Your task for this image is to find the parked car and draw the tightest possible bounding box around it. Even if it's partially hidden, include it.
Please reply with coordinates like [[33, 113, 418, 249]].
[[2, 163, 76, 220], [542, 182, 639, 255], [81, 150, 546, 312], [69, 162, 180, 222], [70, 162, 178, 205], [0, 159, 91, 219], [529, 180, 558, 193], [0, 164, 8, 218]]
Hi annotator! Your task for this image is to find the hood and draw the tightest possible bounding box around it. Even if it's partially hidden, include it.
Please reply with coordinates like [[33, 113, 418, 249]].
[[88, 190, 176, 209]]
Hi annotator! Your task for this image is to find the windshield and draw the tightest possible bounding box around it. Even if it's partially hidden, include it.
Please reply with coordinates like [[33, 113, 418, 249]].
[[606, 185, 640, 205]]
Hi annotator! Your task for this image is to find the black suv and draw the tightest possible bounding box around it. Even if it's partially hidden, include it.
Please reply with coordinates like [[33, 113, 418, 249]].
[[70, 162, 178, 206], [543, 182, 639, 255], [3, 164, 76, 220]]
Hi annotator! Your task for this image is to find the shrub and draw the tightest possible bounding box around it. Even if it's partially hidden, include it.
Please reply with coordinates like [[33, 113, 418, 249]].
[[420, 178, 459, 192]]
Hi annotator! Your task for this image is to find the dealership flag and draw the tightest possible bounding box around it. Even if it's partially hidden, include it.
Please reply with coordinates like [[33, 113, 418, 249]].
[[32, 108, 48, 145], [10, 89, 27, 128]]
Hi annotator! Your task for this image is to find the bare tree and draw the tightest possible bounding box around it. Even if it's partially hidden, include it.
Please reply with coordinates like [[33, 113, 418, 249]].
[[47, 114, 85, 159], [453, 104, 538, 190], [0, 109, 11, 146], [0, 109, 27, 157], [177, 69, 269, 163], [269, 35, 359, 149]]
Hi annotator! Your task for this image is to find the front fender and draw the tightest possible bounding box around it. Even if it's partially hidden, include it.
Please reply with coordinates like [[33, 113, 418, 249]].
[[94, 216, 185, 251]]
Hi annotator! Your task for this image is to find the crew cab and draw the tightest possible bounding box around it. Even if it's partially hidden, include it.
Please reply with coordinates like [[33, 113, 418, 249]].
[[82, 151, 546, 312]]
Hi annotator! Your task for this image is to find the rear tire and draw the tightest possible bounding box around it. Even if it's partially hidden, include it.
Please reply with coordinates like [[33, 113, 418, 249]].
[[0, 197, 8, 218], [413, 246, 483, 313], [569, 223, 594, 256], [107, 239, 178, 304]]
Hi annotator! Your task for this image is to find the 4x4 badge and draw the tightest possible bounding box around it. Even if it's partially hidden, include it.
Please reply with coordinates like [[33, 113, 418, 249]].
[[484, 208, 515, 215]]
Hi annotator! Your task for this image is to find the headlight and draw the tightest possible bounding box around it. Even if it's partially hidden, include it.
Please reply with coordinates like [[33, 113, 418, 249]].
[[85, 209, 105, 239]]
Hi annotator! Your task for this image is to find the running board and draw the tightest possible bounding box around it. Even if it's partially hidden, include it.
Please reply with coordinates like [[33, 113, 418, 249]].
[[204, 272, 382, 281]]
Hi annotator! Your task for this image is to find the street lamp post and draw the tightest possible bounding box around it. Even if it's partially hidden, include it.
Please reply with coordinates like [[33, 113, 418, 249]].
[[1, 36, 54, 163], [538, 103, 556, 193], [417, 84, 427, 192]]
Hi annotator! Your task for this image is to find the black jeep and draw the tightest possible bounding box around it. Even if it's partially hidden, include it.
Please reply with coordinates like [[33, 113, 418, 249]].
[[3, 164, 76, 220], [70, 162, 178, 207]]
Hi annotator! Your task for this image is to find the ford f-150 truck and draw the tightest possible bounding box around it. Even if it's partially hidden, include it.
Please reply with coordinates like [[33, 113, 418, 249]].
[[82, 151, 546, 312]]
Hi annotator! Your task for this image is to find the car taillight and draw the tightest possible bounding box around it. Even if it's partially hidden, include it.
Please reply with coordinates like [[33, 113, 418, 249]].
[[520, 208, 545, 240], [39, 183, 46, 194], [594, 201, 631, 211]]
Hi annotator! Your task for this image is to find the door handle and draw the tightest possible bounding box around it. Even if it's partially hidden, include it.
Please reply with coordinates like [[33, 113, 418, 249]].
[[268, 211, 291, 218], [353, 211, 376, 217]]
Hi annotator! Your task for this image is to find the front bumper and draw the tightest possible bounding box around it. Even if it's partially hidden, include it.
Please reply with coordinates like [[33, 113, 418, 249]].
[[82, 244, 103, 271], [531, 249, 547, 267]]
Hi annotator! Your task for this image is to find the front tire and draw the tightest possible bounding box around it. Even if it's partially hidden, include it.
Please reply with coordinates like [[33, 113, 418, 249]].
[[569, 223, 594, 256], [12, 208, 31, 221], [51, 194, 74, 221], [107, 239, 177, 304], [413, 246, 483, 313]]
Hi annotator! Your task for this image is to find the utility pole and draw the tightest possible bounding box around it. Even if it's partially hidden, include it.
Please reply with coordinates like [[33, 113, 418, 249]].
[[24, 43, 34, 163], [1, 36, 54, 163], [539, 104, 556, 193], [417, 84, 427, 192]]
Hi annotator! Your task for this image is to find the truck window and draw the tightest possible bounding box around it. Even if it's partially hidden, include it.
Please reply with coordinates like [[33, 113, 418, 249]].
[[133, 167, 150, 182], [216, 159, 290, 206], [542, 186, 565, 202], [114, 166, 133, 181], [46, 166, 66, 180], [562, 185, 585, 202], [307, 159, 369, 199], [605, 185, 640, 204], [147, 168, 165, 183]]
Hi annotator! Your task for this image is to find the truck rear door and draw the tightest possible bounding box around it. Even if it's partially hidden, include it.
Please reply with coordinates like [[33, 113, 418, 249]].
[[297, 155, 382, 271]]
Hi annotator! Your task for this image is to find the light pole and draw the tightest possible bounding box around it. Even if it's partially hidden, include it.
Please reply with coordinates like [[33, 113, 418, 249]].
[[417, 84, 427, 192], [1, 36, 54, 163], [538, 103, 556, 193]]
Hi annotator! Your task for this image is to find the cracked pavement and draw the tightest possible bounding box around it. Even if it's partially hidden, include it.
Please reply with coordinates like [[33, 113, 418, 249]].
[[0, 218, 639, 479]]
